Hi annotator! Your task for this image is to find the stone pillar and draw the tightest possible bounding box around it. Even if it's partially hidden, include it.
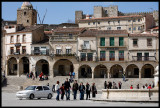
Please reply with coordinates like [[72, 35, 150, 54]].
[[17, 59, 20, 77], [139, 70, 141, 79], [74, 64, 79, 80], [108, 71, 110, 79], [91, 67, 95, 79]]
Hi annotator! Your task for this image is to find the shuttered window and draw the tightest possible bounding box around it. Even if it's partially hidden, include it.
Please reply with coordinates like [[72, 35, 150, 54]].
[[100, 51, 105, 61], [119, 37, 124, 46], [109, 51, 115, 61], [110, 37, 114, 46], [100, 37, 105, 46]]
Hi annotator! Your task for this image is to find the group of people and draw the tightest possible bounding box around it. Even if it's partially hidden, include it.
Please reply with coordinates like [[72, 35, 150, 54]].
[[104, 81, 122, 89], [38, 72, 48, 81], [55, 78, 97, 101], [26, 71, 48, 81], [26, 71, 35, 80], [130, 82, 154, 89]]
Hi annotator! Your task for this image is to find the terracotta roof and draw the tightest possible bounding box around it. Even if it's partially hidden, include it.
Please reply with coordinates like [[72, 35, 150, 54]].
[[79, 29, 128, 37], [129, 33, 158, 37], [80, 15, 143, 21], [19, 25, 43, 32], [53, 27, 85, 34], [152, 26, 159, 30], [44, 31, 52, 35]]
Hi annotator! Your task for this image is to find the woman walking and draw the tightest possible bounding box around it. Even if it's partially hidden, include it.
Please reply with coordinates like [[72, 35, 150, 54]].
[[91, 83, 97, 98], [60, 83, 65, 100]]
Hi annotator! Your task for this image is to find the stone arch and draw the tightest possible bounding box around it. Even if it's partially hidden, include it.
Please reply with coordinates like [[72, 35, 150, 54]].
[[19, 57, 30, 75], [126, 64, 139, 78], [78, 64, 92, 78], [94, 64, 107, 78], [53, 59, 74, 76], [35, 59, 49, 76], [141, 64, 154, 78], [7, 57, 17, 75], [110, 64, 123, 78]]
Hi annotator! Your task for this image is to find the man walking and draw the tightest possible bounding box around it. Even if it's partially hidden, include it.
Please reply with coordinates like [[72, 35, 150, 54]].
[[72, 80, 79, 100], [55, 81, 60, 101], [86, 82, 91, 100], [79, 82, 85, 100], [64, 78, 71, 100]]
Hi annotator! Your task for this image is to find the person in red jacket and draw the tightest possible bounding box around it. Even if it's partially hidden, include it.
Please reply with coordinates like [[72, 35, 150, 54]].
[[147, 84, 152, 89], [130, 85, 133, 89]]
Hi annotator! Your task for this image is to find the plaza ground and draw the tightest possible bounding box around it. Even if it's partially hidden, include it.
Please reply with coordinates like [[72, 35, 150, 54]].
[[1, 91, 159, 107]]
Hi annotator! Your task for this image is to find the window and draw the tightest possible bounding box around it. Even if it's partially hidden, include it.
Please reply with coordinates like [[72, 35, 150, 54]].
[[133, 39, 138, 46], [119, 37, 124, 46], [100, 51, 105, 61], [27, 20, 29, 23], [66, 49, 71, 54], [43, 86, 50, 90], [119, 50, 124, 61], [107, 27, 111, 30], [147, 38, 152, 46], [144, 53, 149, 61], [129, 27, 131, 31], [22, 46, 26, 54], [56, 49, 61, 54], [23, 34, 26, 42], [88, 22, 90, 25], [100, 37, 105, 46], [98, 22, 100, 24], [69, 34, 73, 39], [24, 12, 26, 15], [138, 26, 141, 30], [138, 19, 140, 22], [10, 36, 14, 43], [87, 53, 93, 61], [110, 37, 114, 46], [34, 47, 40, 55], [133, 19, 136, 22], [117, 27, 121, 30], [81, 53, 86, 61], [110, 51, 115, 61], [36, 86, 43, 91], [105, 10, 108, 14], [41, 47, 47, 55], [108, 21, 110, 24], [128, 20, 131, 22], [17, 35, 20, 43], [10, 47, 14, 54], [133, 27, 136, 31], [16, 46, 20, 54], [84, 41, 90, 49], [118, 20, 120, 23], [137, 53, 142, 61], [93, 22, 95, 25]]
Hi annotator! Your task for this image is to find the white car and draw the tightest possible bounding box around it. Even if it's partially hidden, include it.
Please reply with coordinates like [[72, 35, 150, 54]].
[[16, 85, 53, 99]]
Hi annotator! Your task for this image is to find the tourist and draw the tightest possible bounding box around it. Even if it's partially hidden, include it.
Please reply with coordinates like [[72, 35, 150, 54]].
[[136, 84, 139, 89], [130, 85, 133, 89], [86, 82, 91, 100], [118, 81, 122, 89], [47, 83, 49, 86], [64, 78, 71, 100], [26, 72, 29, 78], [152, 81, 155, 88], [35, 71, 38, 79], [91, 83, 97, 98], [109, 81, 112, 89], [39, 72, 44, 81], [147, 84, 152, 89], [79, 82, 85, 100], [60, 83, 65, 100], [72, 80, 79, 100], [145, 83, 148, 89], [104, 81, 107, 89], [55, 81, 60, 101], [72, 71, 75, 79], [122, 73, 125, 82]]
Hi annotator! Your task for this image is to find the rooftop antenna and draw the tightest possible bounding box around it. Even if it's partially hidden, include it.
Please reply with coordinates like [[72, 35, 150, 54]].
[[42, 9, 47, 24], [36, 6, 42, 24]]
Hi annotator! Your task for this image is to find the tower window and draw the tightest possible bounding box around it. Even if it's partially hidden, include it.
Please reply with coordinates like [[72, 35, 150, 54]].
[[24, 12, 26, 15], [105, 10, 108, 14], [27, 20, 29, 23]]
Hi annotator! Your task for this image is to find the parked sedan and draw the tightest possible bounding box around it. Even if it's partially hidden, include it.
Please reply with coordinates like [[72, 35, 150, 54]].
[[16, 85, 53, 99]]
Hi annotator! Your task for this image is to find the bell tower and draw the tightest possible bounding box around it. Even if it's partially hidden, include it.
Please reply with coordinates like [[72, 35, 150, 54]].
[[17, 2, 37, 26]]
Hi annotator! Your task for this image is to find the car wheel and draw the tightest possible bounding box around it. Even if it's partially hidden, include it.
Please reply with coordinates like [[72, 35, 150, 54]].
[[29, 94, 34, 99], [47, 93, 52, 99]]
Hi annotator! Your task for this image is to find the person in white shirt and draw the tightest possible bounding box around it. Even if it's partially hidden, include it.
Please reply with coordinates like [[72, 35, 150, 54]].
[[55, 81, 60, 101]]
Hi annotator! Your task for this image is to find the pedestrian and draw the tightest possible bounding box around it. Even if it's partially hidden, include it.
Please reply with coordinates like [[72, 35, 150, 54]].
[[86, 82, 91, 100], [145, 83, 148, 89], [55, 81, 60, 101], [35, 71, 38, 79], [69, 72, 72, 79], [130, 85, 133, 89], [152, 81, 155, 88], [39, 71, 44, 81], [147, 84, 152, 89], [79, 82, 85, 100], [91, 83, 97, 98], [118, 81, 122, 89], [47, 83, 49, 86], [64, 78, 71, 100], [72, 71, 75, 79], [72, 80, 79, 100], [136, 84, 139, 89], [104, 81, 107, 89], [122, 73, 125, 82], [109, 81, 112, 89], [60, 83, 65, 100]]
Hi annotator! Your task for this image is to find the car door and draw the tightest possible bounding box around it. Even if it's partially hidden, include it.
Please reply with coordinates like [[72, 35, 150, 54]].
[[43, 86, 50, 97], [35, 86, 44, 98]]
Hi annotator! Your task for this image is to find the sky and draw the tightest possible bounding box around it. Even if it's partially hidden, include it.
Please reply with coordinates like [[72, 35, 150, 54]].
[[1, 1, 159, 24]]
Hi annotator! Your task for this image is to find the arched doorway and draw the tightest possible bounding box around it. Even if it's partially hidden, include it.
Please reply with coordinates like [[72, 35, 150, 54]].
[[94, 64, 107, 78], [126, 64, 139, 78], [141, 64, 154, 78], [19, 57, 29, 75], [78, 65, 92, 78], [53, 59, 74, 76], [110, 64, 123, 78], [8, 57, 17, 75], [36, 59, 49, 76]]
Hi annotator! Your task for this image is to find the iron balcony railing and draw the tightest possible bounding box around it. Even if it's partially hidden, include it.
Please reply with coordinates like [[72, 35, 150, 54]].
[[31, 49, 50, 56], [132, 56, 156, 61]]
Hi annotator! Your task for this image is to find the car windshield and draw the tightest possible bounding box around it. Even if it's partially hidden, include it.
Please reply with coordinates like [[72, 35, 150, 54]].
[[25, 86, 36, 90]]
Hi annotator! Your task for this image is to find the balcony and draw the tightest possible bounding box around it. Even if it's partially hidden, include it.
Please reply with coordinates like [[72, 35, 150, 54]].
[[31, 49, 50, 56], [81, 44, 91, 50], [132, 56, 156, 61], [54, 53, 75, 56], [99, 41, 127, 48]]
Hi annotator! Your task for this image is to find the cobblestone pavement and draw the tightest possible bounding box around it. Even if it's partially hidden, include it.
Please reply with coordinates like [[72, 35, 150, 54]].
[[2, 91, 159, 107]]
